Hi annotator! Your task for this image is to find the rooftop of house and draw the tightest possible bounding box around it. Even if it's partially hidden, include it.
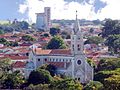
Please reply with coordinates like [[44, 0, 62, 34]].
[[12, 61, 26, 68], [34, 48, 72, 56]]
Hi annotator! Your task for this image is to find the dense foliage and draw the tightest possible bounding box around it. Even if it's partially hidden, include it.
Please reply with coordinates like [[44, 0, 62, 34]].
[[28, 69, 53, 85], [101, 19, 120, 38], [22, 35, 36, 41], [50, 27, 60, 36], [84, 81, 103, 90], [40, 64, 57, 76], [84, 36, 104, 45], [101, 19, 120, 54], [105, 35, 120, 54], [94, 58, 120, 89], [0, 38, 18, 46], [46, 36, 67, 49]]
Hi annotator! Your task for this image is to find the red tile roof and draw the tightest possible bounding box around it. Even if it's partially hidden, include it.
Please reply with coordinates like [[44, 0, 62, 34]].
[[34, 48, 71, 55], [12, 61, 26, 68], [0, 55, 28, 61]]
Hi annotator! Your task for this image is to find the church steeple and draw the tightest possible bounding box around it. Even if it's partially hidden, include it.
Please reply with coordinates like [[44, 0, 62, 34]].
[[71, 10, 84, 55], [73, 10, 81, 35]]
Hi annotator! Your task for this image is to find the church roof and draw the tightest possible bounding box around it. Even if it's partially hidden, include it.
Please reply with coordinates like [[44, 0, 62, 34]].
[[34, 48, 72, 56]]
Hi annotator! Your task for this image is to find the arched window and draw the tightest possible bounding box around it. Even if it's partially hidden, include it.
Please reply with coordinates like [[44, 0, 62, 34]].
[[78, 78, 80, 81], [44, 58, 47, 61], [38, 59, 40, 61]]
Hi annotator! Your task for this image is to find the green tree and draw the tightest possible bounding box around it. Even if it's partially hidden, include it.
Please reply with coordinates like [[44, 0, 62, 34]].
[[84, 36, 104, 45], [105, 35, 120, 53], [0, 58, 12, 74], [40, 64, 57, 76], [87, 58, 96, 68], [9, 41, 18, 47], [0, 38, 10, 46], [28, 69, 53, 85], [1, 71, 25, 89], [46, 36, 67, 49], [104, 75, 120, 90], [22, 35, 36, 41], [84, 81, 103, 90], [101, 19, 120, 38], [26, 84, 49, 90], [0, 30, 4, 34], [96, 58, 120, 71], [89, 28, 94, 33], [20, 21, 29, 30], [50, 27, 60, 36], [43, 33, 49, 37], [51, 79, 83, 90]]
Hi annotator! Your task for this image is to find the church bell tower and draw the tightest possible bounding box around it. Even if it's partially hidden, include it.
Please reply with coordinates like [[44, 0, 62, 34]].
[[71, 11, 84, 55]]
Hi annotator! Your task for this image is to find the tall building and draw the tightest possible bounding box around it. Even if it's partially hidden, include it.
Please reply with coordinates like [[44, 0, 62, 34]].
[[36, 13, 45, 30], [44, 7, 51, 31], [36, 7, 51, 31], [26, 11, 93, 83]]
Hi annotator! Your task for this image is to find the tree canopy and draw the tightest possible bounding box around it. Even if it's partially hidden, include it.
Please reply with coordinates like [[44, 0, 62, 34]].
[[101, 19, 120, 38], [22, 35, 36, 41], [0, 30, 4, 34], [50, 27, 60, 36], [1, 71, 25, 89], [28, 69, 53, 85], [105, 35, 120, 54], [46, 36, 67, 49], [84, 81, 103, 90], [40, 64, 57, 77], [84, 36, 104, 45]]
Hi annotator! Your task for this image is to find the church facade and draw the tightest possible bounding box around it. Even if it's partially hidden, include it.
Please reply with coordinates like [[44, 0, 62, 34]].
[[25, 13, 93, 83]]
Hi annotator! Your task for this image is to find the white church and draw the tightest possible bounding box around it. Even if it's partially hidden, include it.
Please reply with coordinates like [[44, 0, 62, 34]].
[[25, 12, 93, 83]]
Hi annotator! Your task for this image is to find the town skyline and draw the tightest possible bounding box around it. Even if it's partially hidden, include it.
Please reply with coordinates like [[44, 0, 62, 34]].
[[0, 0, 120, 22]]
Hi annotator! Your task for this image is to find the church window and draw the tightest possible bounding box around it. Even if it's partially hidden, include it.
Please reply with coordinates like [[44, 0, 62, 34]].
[[78, 48, 80, 51], [77, 60, 81, 65], [59, 59, 61, 62], [49, 58, 51, 61], [63, 59, 64, 62], [53, 59, 54, 61], [44, 58, 47, 61], [78, 78, 80, 81], [38, 59, 40, 61], [56, 59, 58, 62], [73, 45, 74, 47], [78, 45, 79, 47]]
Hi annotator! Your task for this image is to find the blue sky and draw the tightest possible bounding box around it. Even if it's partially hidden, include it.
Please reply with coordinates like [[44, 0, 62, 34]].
[[0, 0, 27, 20], [0, 0, 120, 22]]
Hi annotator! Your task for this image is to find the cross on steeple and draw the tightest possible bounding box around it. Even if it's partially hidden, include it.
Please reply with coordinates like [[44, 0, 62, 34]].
[[76, 10, 78, 20]]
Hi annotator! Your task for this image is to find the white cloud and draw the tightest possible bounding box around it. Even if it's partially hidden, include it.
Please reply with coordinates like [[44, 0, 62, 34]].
[[18, 0, 120, 22], [97, 0, 120, 20], [18, 4, 28, 14], [19, 0, 95, 22]]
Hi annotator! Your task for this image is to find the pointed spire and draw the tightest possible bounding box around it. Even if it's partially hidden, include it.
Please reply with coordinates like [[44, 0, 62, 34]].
[[73, 10, 80, 34]]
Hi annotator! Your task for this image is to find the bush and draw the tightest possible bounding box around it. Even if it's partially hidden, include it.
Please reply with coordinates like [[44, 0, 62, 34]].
[[84, 81, 103, 90]]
